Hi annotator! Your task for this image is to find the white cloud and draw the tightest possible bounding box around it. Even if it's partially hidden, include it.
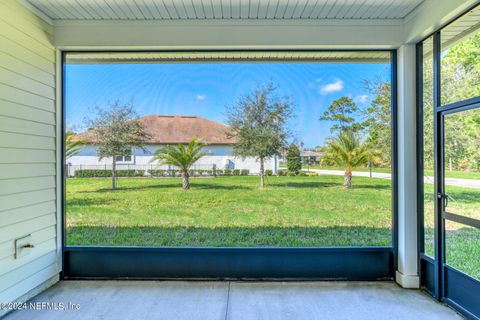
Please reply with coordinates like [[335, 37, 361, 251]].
[[308, 78, 323, 89], [196, 94, 206, 100], [319, 79, 344, 95], [355, 95, 370, 104]]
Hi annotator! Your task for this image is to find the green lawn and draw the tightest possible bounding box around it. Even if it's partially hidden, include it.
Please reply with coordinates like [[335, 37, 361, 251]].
[[66, 175, 479, 279], [67, 175, 393, 247]]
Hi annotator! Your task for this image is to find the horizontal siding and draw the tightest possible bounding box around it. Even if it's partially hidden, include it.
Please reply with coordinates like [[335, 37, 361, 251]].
[[0, 83, 54, 111], [0, 163, 56, 180], [0, 253, 58, 304], [0, 36, 54, 75], [0, 0, 57, 307], [0, 177, 56, 196], [0, 100, 54, 125], [0, 1, 53, 36], [0, 132, 55, 150], [0, 188, 56, 213], [0, 67, 55, 100], [0, 116, 55, 137], [0, 238, 56, 278], [0, 201, 56, 225], [0, 226, 56, 260], [0, 52, 55, 86], [0, 148, 55, 164]]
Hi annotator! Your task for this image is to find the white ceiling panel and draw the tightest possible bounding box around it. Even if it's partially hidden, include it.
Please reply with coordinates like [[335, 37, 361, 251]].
[[25, 0, 426, 20]]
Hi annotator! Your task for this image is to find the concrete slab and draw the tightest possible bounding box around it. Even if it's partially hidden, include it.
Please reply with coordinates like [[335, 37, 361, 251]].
[[227, 282, 463, 320], [4, 281, 463, 320], [4, 281, 229, 320]]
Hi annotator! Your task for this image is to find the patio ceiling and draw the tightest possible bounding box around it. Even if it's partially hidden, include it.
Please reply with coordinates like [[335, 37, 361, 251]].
[[65, 51, 391, 64], [24, 0, 425, 21]]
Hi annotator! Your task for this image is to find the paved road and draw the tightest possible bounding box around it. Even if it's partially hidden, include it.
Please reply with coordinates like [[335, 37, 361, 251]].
[[305, 169, 480, 189]]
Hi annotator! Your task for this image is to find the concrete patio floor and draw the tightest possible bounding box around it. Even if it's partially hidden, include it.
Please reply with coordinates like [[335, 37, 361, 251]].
[[4, 281, 462, 320]]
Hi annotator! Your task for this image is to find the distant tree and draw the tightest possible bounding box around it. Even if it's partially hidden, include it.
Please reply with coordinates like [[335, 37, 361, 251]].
[[286, 144, 302, 175], [320, 96, 361, 132], [362, 80, 392, 166], [322, 130, 370, 189], [226, 84, 294, 189], [86, 102, 150, 190], [151, 138, 207, 190]]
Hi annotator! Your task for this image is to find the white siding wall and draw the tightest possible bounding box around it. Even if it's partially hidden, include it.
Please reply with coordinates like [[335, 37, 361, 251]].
[[68, 145, 277, 175], [0, 0, 58, 314]]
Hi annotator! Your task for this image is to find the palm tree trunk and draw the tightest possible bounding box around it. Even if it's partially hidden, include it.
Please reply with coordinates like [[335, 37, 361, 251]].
[[182, 171, 190, 190], [343, 170, 352, 189], [112, 158, 117, 190], [259, 157, 265, 189]]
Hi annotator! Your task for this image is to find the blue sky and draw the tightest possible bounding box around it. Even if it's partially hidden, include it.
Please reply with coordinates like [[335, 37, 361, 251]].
[[65, 62, 390, 148]]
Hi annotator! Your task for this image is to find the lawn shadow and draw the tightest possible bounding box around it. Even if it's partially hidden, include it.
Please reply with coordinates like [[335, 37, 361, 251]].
[[271, 180, 391, 190], [67, 198, 116, 206], [77, 181, 252, 193], [66, 225, 393, 247]]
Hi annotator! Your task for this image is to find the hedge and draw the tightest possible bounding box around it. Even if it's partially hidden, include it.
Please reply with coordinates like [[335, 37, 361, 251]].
[[75, 169, 144, 178], [240, 169, 250, 176]]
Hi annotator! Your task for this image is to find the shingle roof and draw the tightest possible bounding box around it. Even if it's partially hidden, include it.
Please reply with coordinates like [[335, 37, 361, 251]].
[[74, 115, 235, 145]]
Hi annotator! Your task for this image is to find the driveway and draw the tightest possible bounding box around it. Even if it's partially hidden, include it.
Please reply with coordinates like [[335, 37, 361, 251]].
[[305, 169, 480, 189]]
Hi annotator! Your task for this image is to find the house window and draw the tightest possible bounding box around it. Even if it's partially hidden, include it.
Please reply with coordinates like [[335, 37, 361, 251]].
[[115, 155, 133, 163]]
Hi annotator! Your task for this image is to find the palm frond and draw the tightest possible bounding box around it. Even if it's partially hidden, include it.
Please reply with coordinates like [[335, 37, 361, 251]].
[[322, 130, 371, 171], [150, 138, 207, 172]]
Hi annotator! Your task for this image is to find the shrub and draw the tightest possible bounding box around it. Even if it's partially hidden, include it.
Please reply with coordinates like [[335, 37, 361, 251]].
[[148, 169, 166, 177], [286, 144, 302, 175], [233, 169, 241, 176], [75, 169, 144, 178], [224, 169, 232, 176], [215, 169, 223, 176], [299, 171, 307, 176], [240, 169, 249, 176], [168, 169, 179, 177], [265, 169, 273, 176], [308, 171, 319, 176], [205, 170, 213, 176], [196, 169, 206, 176], [287, 170, 296, 176], [277, 170, 287, 176]]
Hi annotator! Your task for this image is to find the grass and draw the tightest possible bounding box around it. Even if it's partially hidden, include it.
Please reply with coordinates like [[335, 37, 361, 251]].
[[66, 175, 480, 279], [67, 175, 393, 247]]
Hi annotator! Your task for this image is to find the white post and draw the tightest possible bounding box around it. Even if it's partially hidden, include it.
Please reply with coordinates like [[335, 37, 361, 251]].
[[396, 44, 419, 288]]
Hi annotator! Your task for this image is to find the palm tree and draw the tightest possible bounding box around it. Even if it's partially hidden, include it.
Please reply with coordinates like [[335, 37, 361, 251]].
[[151, 138, 207, 190], [322, 130, 371, 189], [65, 132, 85, 159]]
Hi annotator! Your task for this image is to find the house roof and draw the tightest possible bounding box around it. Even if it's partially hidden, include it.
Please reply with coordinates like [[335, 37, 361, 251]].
[[74, 115, 236, 145]]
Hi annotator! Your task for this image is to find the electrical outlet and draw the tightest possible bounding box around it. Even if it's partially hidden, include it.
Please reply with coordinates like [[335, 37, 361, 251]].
[[14, 234, 33, 259]]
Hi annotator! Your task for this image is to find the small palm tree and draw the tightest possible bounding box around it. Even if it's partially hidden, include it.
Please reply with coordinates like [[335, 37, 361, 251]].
[[65, 132, 85, 159], [151, 138, 207, 190], [322, 130, 370, 189]]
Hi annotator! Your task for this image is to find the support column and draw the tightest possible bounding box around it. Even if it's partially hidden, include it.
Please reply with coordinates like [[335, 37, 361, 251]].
[[396, 44, 419, 288]]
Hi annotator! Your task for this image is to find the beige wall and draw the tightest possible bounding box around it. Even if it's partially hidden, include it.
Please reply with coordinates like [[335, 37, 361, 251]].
[[0, 0, 58, 315]]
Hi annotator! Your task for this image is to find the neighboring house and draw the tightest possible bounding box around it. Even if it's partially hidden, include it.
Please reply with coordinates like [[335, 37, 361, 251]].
[[67, 115, 278, 176], [300, 150, 324, 165]]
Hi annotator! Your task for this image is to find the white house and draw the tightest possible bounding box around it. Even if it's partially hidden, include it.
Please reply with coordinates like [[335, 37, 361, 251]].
[[68, 114, 278, 175]]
